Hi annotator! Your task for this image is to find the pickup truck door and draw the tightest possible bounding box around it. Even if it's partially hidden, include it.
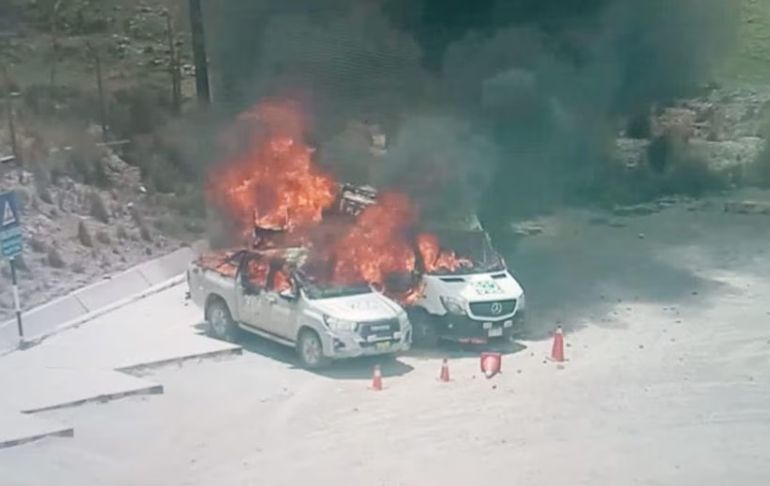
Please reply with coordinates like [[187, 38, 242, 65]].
[[261, 290, 300, 341], [235, 254, 269, 330], [261, 269, 300, 341]]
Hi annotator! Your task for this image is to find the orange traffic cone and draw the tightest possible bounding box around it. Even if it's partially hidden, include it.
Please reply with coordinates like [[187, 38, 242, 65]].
[[439, 358, 450, 382], [551, 327, 565, 362], [371, 365, 383, 391], [480, 352, 502, 379]]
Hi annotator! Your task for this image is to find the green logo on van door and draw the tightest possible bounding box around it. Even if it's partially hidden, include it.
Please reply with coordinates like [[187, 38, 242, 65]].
[[473, 280, 503, 296]]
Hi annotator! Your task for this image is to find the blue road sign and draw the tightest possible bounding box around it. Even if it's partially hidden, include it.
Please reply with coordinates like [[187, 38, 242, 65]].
[[0, 192, 22, 259]]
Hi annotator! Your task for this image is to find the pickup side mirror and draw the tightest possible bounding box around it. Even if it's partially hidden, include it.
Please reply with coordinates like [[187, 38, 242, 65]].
[[279, 288, 298, 301]]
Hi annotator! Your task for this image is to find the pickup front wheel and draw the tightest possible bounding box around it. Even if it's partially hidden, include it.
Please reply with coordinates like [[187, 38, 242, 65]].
[[206, 298, 239, 342], [297, 329, 331, 370]]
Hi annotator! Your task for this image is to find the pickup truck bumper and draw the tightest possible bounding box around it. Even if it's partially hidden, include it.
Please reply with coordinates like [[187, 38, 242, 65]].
[[322, 326, 412, 359], [436, 311, 525, 344]]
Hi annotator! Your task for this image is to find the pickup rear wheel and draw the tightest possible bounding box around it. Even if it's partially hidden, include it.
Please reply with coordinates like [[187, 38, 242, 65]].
[[206, 298, 239, 342], [297, 329, 331, 370]]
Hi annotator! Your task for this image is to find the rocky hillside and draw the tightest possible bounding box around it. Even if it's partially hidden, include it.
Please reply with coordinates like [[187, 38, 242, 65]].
[[0, 143, 202, 321], [0, 0, 205, 321]]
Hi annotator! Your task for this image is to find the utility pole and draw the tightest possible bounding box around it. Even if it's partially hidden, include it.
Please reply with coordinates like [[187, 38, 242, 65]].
[[165, 10, 182, 115], [86, 42, 108, 141], [188, 0, 211, 106], [2, 66, 21, 168], [49, 0, 62, 89]]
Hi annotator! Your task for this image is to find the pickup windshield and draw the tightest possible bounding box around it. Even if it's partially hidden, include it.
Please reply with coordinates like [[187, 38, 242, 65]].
[[295, 266, 372, 300], [426, 230, 505, 275]]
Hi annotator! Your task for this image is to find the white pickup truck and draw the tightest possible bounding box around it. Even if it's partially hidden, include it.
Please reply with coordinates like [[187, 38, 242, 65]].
[[187, 248, 412, 369]]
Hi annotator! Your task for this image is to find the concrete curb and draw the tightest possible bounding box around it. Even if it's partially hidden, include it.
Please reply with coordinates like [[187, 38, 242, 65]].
[[116, 346, 243, 374], [0, 243, 206, 355], [0, 426, 74, 450], [21, 384, 165, 414]]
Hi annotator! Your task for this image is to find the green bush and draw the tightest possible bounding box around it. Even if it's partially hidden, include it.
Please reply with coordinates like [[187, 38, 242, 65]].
[[89, 191, 110, 223], [77, 220, 94, 247], [66, 140, 111, 188], [110, 85, 170, 138], [46, 247, 66, 268], [167, 184, 205, 218], [626, 112, 652, 139], [139, 223, 152, 242]]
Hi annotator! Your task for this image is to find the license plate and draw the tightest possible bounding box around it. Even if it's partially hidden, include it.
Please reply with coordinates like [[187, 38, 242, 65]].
[[375, 342, 391, 350], [488, 327, 503, 337]]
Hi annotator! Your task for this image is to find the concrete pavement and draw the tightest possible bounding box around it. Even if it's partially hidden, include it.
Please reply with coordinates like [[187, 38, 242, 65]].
[[0, 283, 240, 449], [0, 246, 199, 354]]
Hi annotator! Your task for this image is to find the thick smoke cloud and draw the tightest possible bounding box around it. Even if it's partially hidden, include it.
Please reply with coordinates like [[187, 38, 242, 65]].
[[375, 115, 499, 222], [205, 0, 735, 228]]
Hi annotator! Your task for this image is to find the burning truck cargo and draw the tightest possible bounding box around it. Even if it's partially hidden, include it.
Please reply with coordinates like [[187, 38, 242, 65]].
[[195, 100, 526, 354]]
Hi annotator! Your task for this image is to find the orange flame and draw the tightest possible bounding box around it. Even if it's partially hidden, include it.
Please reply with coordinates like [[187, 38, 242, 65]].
[[245, 259, 270, 288], [206, 99, 481, 305], [331, 193, 417, 287], [197, 250, 239, 278], [416, 233, 472, 274], [207, 101, 338, 237], [273, 270, 292, 293]]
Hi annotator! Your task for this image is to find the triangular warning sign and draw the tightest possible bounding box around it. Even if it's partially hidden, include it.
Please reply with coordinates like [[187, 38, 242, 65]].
[[2, 201, 16, 226]]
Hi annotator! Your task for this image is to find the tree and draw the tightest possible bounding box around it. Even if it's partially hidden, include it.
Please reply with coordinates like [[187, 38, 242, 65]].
[[85, 41, 108, 141], [48, 0, 62, 89], [164, 10, 182, 115]]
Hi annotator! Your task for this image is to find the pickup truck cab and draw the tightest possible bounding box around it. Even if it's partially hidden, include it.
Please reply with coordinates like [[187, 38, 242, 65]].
[[187, 248, 412, 369]]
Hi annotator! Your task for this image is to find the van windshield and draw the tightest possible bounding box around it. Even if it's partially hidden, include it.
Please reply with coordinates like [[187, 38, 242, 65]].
[[426, 230, 505, 275]]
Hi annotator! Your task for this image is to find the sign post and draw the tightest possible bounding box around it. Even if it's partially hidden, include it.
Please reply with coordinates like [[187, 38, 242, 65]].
[[0, 192, 23, 341]]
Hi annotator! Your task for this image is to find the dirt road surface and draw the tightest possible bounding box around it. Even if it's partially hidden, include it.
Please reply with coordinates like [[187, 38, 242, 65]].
[[1, 192, 769, 486]]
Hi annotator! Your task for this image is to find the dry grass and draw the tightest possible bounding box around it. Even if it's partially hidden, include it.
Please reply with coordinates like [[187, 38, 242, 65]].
[[722, 0, 770, 84]]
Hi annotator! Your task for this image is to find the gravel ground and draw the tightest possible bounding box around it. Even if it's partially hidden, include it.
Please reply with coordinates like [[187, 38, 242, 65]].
[[0, 190, 769, 486]]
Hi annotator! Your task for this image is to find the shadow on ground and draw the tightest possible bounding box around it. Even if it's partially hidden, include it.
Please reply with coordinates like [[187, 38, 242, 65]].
[[504, 197, 770, 340], [404, 339, 527, 361], [194, 323, 414, 380]]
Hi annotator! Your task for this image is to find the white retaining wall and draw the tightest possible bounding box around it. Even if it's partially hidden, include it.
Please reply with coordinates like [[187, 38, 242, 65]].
[[0, 246, 199, 353]]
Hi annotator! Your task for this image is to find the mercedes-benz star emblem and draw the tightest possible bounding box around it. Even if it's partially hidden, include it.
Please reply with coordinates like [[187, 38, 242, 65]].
[[490, 302, 503, 315]]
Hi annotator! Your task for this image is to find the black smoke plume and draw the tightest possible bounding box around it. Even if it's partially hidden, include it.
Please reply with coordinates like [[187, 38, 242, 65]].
[[205, 0, 735, 229]]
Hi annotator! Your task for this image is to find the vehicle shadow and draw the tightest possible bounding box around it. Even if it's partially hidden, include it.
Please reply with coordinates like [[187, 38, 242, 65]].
[[317, 355, 414, 380], [404, 339, 527, 361], [501, 205, 754, 341], [193, 323, 414, 380]]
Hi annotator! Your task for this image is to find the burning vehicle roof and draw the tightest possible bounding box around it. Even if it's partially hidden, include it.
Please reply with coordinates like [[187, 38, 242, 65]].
[[206, 100, 487, 303]]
